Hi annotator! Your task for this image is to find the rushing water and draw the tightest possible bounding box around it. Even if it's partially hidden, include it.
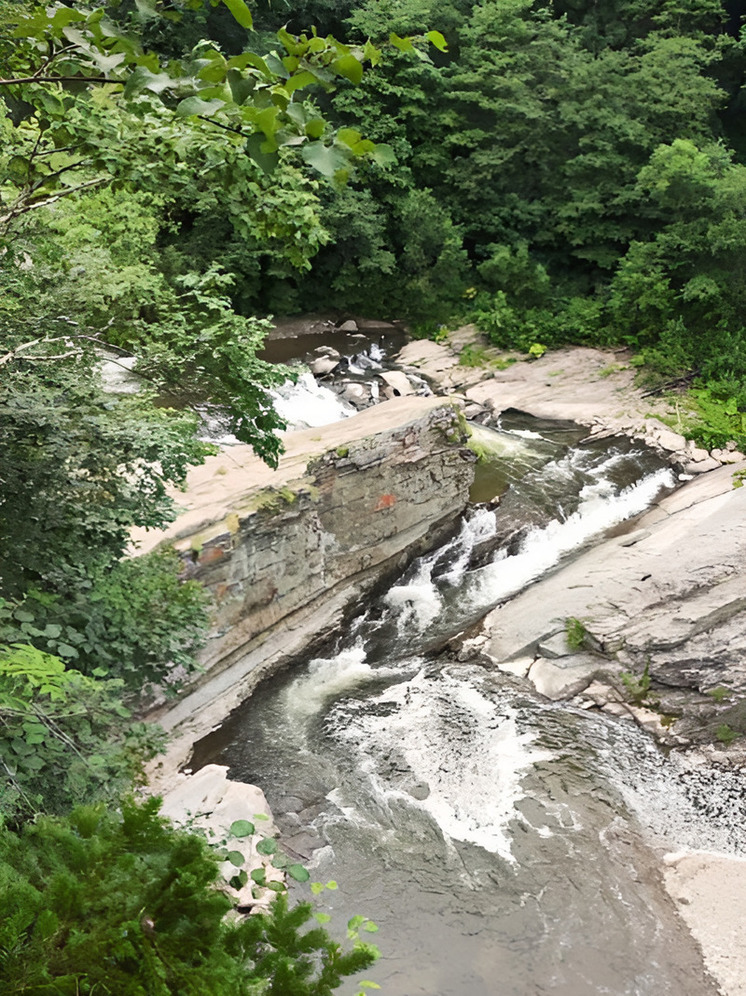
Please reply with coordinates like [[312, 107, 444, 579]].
[[192, 416, 743, 995]]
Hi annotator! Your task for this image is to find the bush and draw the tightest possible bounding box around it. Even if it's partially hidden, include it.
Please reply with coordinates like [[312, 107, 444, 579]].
[[0, 549, 210, 689], [0, 645, 165, 826]]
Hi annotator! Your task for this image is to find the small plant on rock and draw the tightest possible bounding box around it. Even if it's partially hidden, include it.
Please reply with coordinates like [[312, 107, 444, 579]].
[[715, 723, 739, 745], [620, 661, 654, 706], [565, 617, 588, 650]]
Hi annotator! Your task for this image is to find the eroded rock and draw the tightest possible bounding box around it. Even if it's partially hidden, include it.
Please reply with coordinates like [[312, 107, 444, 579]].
[[138, 397, 475, 772]]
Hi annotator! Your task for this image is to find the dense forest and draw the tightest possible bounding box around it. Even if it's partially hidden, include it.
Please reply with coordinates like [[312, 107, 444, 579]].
[[1, 0, 745, 990]]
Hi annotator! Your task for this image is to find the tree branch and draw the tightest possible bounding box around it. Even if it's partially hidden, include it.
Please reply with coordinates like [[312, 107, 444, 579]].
[[0, 176, 108, 231], [0, 75, 121, 86]]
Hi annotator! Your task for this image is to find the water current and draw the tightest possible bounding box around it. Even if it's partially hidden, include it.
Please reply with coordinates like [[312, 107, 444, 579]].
[[192, 397, 745, 995]]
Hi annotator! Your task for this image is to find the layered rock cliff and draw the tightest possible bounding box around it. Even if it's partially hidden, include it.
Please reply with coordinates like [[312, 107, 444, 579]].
[[138, 395, 474, 774]]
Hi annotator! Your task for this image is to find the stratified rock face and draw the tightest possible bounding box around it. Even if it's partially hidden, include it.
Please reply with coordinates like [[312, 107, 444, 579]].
[[140, 397, 474, 746], [188, 401, 473, 670]]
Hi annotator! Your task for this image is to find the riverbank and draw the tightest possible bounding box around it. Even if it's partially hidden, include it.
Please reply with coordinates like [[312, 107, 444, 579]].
[[398, 327, 745, 471]]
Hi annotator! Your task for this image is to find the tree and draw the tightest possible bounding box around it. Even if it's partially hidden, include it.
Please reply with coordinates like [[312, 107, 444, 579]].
[[0, 797, 378, 995]]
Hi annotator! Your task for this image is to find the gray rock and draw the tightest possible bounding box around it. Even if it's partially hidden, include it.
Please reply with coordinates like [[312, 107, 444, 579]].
[[536, 630, 574, 659], [309, 356, 339, 376], [528, 655, 607, 700], [712, 448, 745, 464], [407, 781, 431, 800], [654, 428, 688, 453], [481, 463, 746, 745], [684, 458, 721, 474], [282, 832, 325, 860], [136, 397, 475, 767], [338, 319, 358, 332], [380, 370, 415, 397], [341, 382, 367, 403]]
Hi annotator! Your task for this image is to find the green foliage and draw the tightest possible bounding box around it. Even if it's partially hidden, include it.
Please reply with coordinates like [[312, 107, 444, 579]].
[[715, 722, 739, 745], [0, 356, 209, 598], [0, 644, 165, 825], [0, 798, 379, 995], [706, 686, 732, 703], [565, 617, 588, 651], [527, 342, 547, 359], [458, 343, 489, 367], [621, 661, 653, 706], [670, 383, 746, 452], [0, 549, 210, 688], [0, 0, 389, 197]]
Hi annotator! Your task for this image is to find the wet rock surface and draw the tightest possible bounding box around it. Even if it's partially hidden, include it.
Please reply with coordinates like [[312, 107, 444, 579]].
[[477, 460, 746, 752]]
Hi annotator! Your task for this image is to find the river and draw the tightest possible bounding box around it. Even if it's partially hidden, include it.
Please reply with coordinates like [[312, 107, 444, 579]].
[[189, 361, 743, 995]]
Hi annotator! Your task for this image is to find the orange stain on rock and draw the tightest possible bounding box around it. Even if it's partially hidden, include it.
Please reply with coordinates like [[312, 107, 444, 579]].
[[375, 493, 397, 510]]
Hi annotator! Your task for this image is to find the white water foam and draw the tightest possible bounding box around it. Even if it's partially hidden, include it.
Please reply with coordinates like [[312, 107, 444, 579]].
[[332, 668, 553, 862], [383, 509, 497, 625], [282, 645, 374, 721], [386, 463, 675, 633], [471, 465, 674, 605], [270, 371, 356, 429]]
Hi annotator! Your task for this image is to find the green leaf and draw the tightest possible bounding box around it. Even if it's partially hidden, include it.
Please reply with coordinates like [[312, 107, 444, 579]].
[[425, 30, 448, 52], [359, 983, 381, 990], [305, 119, 325, 140], [229, 819, 255, 838], [176, 96, 225, 117], [255, 837, 277, 856], [337, 128, 362, 149], [389, 33, 414, 53], [310, 882, 324, 895], [221, 0, 253, 30], [227, 52, 270, 76], [226, 850, 245, 867], [287, 864, 310, 882], [227, 69, 254, 105], [284, 70, 318, 95], [302, 142, 349, 178], [56, 644, 78, 659], [267, 881, 286, 893], [123, 66, 174, 98], [362, 40, 381, 66], [371, 144, 397, 167], [332, 54, 363, 85], [325, 880, 338, 890], [245, 134, 279, 174], [250, 867, 266, 885], [363, 921, 379, 932], [314, 912, 331, 924]]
